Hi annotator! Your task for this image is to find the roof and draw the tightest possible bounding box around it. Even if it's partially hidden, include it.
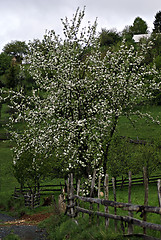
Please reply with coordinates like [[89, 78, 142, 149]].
[[133, 34, 151, 42]]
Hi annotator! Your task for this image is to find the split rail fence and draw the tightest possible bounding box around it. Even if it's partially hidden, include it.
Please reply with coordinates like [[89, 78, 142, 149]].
[[66, 168, 161, 240], [13, 182, 65, 208]]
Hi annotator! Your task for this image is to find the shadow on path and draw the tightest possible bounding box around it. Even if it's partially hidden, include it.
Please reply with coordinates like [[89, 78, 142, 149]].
[[0, 213, 48, 240]]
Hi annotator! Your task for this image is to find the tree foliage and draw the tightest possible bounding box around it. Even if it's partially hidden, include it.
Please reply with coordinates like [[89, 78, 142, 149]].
[[0, 53, 12, 76], [99, 28, 121, 47], [130, 17, 148, 35], [2, 40, 28, 62], [121, 25, 133, 43], [2, 64, 20, 89], [153, 11, 161, 33], [0, 52, 12, 88]]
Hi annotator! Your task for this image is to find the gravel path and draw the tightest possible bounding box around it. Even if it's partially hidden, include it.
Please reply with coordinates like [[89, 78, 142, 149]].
[[0, 213, 49, 240], [0, 213, 16, 222]]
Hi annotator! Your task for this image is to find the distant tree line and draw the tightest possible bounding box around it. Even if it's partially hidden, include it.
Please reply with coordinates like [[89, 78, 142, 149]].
[[0, 10, 161, 124], [0, 10, 161, 91]]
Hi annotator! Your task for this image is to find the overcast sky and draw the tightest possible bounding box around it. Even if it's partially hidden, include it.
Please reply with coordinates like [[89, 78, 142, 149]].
[[0, 0, 160, 52]]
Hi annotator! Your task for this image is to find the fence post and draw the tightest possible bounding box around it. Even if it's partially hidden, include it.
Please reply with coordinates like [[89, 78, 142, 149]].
[[97, 175, 101, 226], [157, 179, 161, 206], [98, 176, 101, 198], [77, 179, 81, 196], [143, 166, 148, 235], [104, 174, 109, 228], [90, 169, 97, 198], [76, 179, 81, 217], [128, 171, 133, 234], [31, 193, 34, 209], [112, 177, 117, 232], [69, 173, 74, 217], [157, 179, 161, 238], [66, 178, 70, 196], [89, 169, 96, 224]]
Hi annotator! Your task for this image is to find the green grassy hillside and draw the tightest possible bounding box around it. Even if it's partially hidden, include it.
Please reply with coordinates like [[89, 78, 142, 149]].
[[118, 105, 161, 140]]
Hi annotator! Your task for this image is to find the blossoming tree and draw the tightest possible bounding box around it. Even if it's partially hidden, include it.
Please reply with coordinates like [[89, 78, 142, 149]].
[[4, 8, 160, 185]]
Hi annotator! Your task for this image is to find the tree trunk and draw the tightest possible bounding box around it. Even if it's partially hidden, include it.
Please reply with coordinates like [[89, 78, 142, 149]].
[[102, 116, 118, 176]]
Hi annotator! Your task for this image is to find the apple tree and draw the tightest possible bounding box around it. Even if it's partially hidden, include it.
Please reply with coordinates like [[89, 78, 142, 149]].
[[4, 8, 160, 186]]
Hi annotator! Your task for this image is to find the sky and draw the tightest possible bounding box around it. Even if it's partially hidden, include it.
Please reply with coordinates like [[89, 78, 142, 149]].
[[0, 0, 160, 52]]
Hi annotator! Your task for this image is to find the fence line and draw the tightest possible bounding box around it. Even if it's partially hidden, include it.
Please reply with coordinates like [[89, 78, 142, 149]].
[[13, 183, 66, 208], [66, 168, 161, 240], [14, 183, 65, 195], [104, 174, 161, 189]]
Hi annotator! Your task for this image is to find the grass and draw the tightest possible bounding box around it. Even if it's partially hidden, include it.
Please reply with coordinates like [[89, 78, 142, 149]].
[[0, 140, 20, 209], [39, 210, 122, 240], [117, 105, 161, 141], [0, 103, 10, 122]]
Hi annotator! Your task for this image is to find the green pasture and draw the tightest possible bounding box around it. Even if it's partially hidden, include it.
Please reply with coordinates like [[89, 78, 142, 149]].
[[118, 105, 161, 140]]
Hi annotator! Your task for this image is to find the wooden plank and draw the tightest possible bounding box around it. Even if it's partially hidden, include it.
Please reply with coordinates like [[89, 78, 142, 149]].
[[104, 174, 109, 228], [157, 179, 161, 207], [76, 206, 161, 232], [89, 169, 96, 223], [74, 195, 161, 214], [157, 179, 161, 238], [128, 171, 133, 234], [143, 167, 149, 235], [70, 173, 74, 217], [112, 177, 117, 232], [97, 176, 101, 226], [98, 176, 101, 198], [77, 179, 81, 217], [90, 169, 97, 198], [77, 180, 81, 196]]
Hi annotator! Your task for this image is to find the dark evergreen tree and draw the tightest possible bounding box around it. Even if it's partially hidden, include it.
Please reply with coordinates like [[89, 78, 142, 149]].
[[2, 40, 28, 63], [4, 64, 20, 88], [153, 11, 161, 33], [130, 17, 148, 35], [0, 53, 12, 76], [99, 28, 121, 47]]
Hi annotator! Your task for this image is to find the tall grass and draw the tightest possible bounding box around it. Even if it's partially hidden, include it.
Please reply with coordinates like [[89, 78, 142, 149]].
[[0, 140, 19, 208]]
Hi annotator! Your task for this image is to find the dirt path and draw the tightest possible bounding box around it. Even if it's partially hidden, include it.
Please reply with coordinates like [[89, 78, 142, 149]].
[[0, 212, 50, 240]]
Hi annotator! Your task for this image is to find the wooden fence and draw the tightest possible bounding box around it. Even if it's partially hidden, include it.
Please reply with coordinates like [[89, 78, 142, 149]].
[[24, 192, 40, 208], [66, 168, 161, 240], [13, 183, 65, 208], [107, 173, 161, 189]]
